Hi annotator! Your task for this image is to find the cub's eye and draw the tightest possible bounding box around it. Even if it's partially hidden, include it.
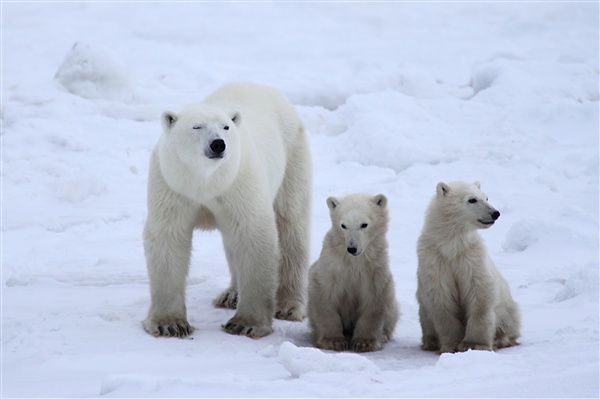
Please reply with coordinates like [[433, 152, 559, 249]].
[[341, 224, 347, 229], [468, 198, 478, 204], [193, 125, 202, 130], [224, 125, 229, 130], [360, 223, 368, 229]]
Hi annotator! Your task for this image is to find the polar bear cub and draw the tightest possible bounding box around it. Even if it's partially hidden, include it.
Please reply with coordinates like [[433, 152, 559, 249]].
[[416, 181, 520, 353], [143, 83, 312, 339], [308, 193, 400, 352]]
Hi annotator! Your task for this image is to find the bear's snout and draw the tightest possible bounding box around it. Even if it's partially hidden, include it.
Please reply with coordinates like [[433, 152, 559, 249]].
[[347, 247, 357, 255], [210, 139, 226, 155], [492, 210, 500, 221]]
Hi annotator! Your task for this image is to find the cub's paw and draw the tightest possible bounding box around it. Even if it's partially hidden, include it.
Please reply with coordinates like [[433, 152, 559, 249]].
[[213, 288, 238, 309], [494, 335, 520, 350], [421, 336, 440, 352], [315, 337, 349, 352], [351, 338, 383, 353], [458, 341, 493, 352], [439, 343, 461, 354], [142, 317, 194, 338], [275, 299, 305, 322], [222, 316, 273, 339]]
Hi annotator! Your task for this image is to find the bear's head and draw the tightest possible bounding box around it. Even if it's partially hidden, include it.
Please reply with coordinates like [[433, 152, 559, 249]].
[[326, 193, 388, 257], [160, 105, 242, 178], [435, 181, 500, 230]]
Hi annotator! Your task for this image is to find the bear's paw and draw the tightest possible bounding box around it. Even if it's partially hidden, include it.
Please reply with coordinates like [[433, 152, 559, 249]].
[[316, 337, 349, 352], [213, 288, 238, 309], [351, 338, 383, 353], [222, 316, 273, 338], [275, 299, 306, 322], [458, 341, 493, 352], [142, 317, 194, 338]]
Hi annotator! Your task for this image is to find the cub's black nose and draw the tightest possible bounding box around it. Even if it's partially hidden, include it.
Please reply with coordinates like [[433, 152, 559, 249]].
[[492, 211, 500, 220], [347, 247, 357, 254], [210, 139, 226, 155]]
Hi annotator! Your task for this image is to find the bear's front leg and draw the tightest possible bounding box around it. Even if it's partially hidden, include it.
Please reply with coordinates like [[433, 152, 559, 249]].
[[351, 305, 387, 353], [142, 165, 197, 338], [418, 305, 440, 351], [431, 308, 465, 354], [142, 220, 195, 338], [459, 310, 495, 352], [219, 207, 279, 338]]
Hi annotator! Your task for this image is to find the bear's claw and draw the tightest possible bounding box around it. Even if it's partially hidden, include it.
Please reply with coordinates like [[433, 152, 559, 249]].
[[213, 289, 238, 309], [221, 316, 273, 338], [275, 300, 305, 321], [351, 338, 382, 353], [143, 318, 194, 338]]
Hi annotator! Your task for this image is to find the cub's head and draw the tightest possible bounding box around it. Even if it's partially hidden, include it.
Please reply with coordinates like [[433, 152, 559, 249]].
[[160, 105, 241, 176], [326, 193, 388, 257], [435, 181, 500, 230]]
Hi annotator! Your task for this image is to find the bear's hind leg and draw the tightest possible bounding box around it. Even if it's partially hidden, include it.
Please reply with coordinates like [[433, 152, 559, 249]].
[[213, 255, 239, 310], [219, 207, 279, 338], [274, 144, 312, 321]]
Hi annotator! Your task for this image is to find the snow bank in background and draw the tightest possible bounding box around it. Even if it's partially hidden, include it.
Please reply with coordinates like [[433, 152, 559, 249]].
[[54, 42, 135, 101], [278, 342, 380, 378]]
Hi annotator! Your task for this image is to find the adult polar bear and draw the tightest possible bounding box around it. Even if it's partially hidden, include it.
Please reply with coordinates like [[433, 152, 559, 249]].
[[142, 83, 312, 338]]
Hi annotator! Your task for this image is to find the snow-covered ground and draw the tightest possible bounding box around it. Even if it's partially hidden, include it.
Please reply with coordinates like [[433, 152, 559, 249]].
[[2, 2, 598, 397]]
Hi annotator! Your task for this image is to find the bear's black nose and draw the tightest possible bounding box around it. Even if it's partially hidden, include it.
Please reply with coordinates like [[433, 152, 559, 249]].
[[347, 247, 357, 254], [210, 139, 226, 155], [492, 211, 500, 220]]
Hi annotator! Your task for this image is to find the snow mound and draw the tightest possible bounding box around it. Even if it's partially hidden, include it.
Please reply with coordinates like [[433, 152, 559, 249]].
[[278, 341, 380, 378], [553, 267, 599, 302], [502, 219, 588, 253], [502, 219, 540, 253], [54, 42, 134, 101]]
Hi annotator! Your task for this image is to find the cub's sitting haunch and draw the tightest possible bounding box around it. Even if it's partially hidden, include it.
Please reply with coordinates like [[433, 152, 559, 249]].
[[142, 83, 312, 339], [416, 181, 521, 353], [308, 193, 400, 352]]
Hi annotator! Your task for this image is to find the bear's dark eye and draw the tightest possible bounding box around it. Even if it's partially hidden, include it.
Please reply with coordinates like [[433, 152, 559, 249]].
[[224, 125, 229, 130], [361, 223, 368, 229], [468, 198, 478, 204], [341, 224, 347, 229], [193, 125, 202, 130]]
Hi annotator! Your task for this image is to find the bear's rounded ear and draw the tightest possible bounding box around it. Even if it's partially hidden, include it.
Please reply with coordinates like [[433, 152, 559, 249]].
[[162, 111, 177, 131], [326, 197, 339, 211], [372, 194, 387, 208], [473, 181, 481, 189], [230, 111, 241, 126], [436, 182, 451, 197]]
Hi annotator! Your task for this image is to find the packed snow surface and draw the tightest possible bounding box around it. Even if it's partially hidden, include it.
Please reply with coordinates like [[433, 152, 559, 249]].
[[2, 2, 598, 398]]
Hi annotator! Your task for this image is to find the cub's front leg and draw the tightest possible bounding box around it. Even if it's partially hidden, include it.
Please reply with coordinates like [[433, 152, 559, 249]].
[[308, 272, 348, 351], [351, 304, 387, 352]]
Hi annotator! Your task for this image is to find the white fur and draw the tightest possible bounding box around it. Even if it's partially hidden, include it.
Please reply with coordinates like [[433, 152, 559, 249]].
[[143, 83, 312, 338], [416, 181, 521, 353], [308, 193, 400, 352]]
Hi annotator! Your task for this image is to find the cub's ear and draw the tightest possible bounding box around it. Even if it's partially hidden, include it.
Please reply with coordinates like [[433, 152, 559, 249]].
[[326, 196, 339, 211], [230, 111, 242, 126], [162, 111, 177, 131], [372, 194, 387, 208], [473, 181, 481, 189], [436, 182, 451, 197]]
